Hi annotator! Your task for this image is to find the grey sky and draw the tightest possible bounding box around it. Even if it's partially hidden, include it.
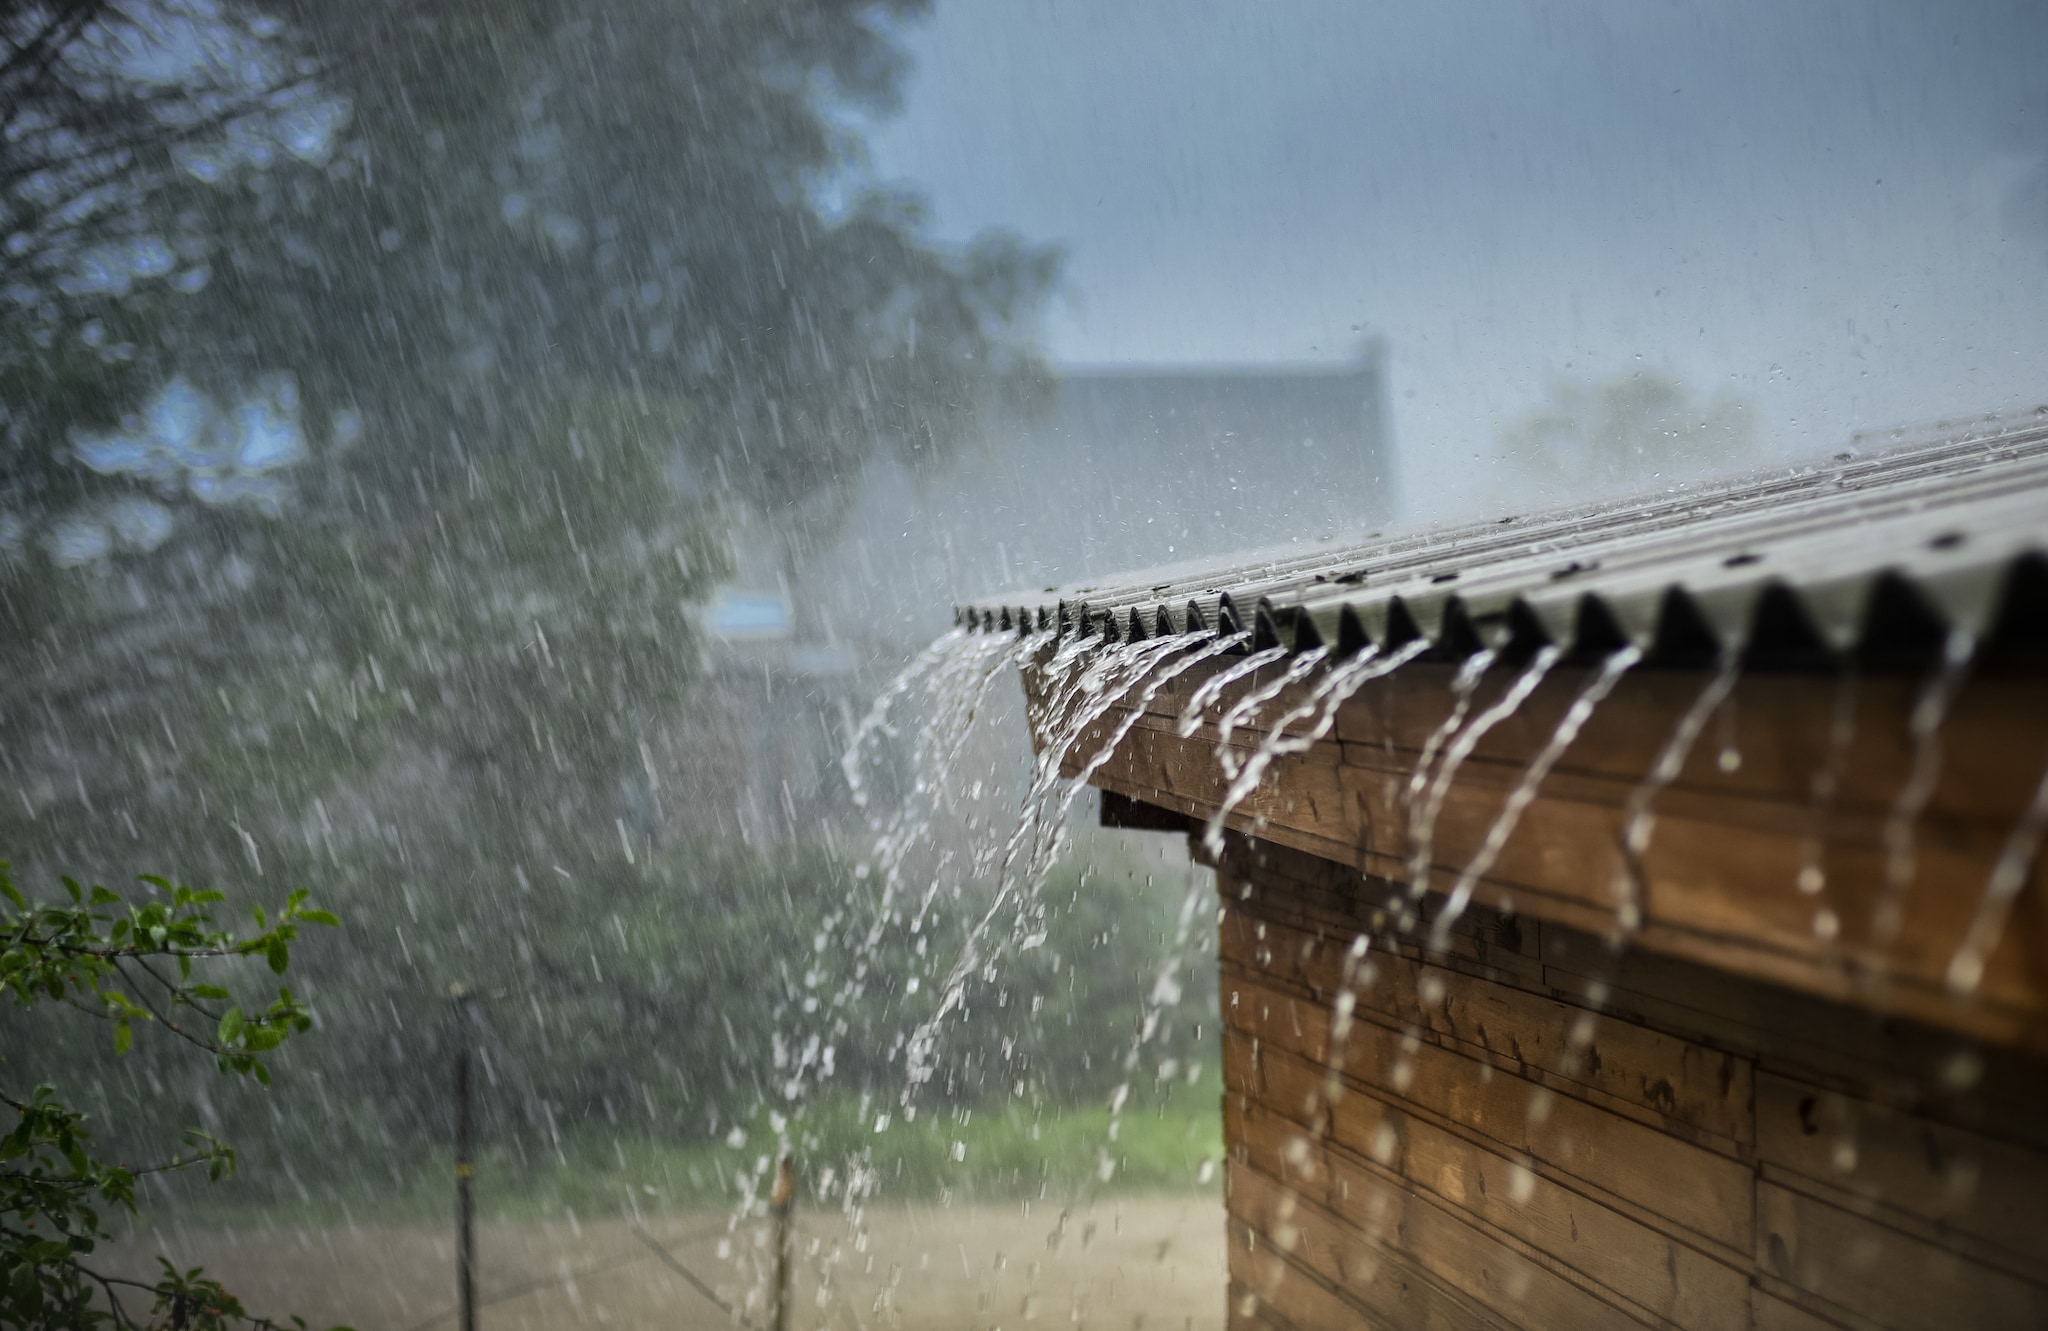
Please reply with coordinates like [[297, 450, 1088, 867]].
[[868, 1, 2048, 520]]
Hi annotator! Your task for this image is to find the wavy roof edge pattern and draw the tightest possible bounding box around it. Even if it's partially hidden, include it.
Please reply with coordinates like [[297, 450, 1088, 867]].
[[953, 406, 2048, 668]]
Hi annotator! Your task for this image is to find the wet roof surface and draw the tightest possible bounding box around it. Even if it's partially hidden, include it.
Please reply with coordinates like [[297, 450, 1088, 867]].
[[954, 407, 2048, 667]]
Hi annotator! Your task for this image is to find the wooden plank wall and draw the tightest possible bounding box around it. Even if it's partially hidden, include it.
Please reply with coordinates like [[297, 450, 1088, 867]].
[[1036, 652, 2048, 1053], [1216, 834, 2048, 1331]]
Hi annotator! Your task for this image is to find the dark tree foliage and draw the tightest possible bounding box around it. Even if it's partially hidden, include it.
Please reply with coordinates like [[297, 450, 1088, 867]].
[[0, 0, 1067, 1182], [183, 0, 1060, 514], [1, 0, 316, 551], [2, 0, 1057, 855]]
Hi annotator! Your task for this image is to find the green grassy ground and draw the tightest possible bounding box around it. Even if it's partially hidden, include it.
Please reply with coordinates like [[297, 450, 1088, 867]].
[[150, 1070, 1222, 1228], [572, 1071, 1226, 1215]]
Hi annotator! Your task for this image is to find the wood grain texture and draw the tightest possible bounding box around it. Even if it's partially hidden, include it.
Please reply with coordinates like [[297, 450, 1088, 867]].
[[1754, 1071, 2048, 1282], [1226, 1080, 1750, 1331], [1214, 838, 2048, 1331], [1027, 638, 2048, 1326], [1756, 1180, 2048, 1331], [1225, 909, 1754, 1148], [1030, 648, 2048, 1049]]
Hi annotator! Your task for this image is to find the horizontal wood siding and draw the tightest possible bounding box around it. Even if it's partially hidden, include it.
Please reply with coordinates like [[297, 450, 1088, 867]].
[[1029, 651, 2048, 1052], [1217, 834, 2048, 1331]]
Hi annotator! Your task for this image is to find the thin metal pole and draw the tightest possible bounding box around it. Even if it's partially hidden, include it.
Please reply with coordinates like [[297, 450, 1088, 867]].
[[770, 1153, 795, 1331], [452, 983, 476, 1331]]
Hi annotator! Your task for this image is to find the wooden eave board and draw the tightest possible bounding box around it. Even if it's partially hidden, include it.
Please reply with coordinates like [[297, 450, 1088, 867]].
[[1022, 649, 2048, 1052]]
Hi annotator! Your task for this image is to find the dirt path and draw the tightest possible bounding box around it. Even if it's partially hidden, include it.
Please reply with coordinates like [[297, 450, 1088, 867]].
[[110, 1194, 1224, 1330]]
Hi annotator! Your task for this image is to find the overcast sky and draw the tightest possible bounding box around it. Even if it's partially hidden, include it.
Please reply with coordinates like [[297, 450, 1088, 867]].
[[867, 1, 2048, 521]]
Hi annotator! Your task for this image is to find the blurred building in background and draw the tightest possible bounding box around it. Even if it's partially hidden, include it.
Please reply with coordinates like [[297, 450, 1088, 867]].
[[820, 339, 1395, 640], [663, 343, 1396, 846]]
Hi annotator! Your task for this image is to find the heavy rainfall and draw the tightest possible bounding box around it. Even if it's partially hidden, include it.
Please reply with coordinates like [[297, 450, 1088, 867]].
[[3, 3, 2047, 1330]]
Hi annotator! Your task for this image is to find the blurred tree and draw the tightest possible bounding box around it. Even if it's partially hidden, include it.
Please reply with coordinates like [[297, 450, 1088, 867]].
[[1, 0, 319, 563], [3, 0, 1057, 854], [0, 0, 1062, 1163], [1501, 370, 1756, 493], [146, 0, 1060, 541], [1, 0, 1057, 858]]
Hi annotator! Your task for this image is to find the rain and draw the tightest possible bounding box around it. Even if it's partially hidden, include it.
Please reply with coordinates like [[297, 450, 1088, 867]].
[[3, 3, 2047, 1330]]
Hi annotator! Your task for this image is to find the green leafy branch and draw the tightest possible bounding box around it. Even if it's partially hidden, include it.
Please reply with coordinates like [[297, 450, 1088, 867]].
[[1, 868, 336, 1081], [0, 861, 346, 1330]]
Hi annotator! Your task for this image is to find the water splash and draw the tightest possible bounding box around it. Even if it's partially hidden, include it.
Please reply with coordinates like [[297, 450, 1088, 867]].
[[1201, 641, 1430, 858], [1611, 649, 1741, 934], [1406, 646, 1560, 906], [1427, 645, 1640, 952], [1945, 751, 2048, 995], [910, 632, 1201, 1095], [1873, 629, 1976, 943], [839, 628, 960, 808], [855, 631, 1024, 917]]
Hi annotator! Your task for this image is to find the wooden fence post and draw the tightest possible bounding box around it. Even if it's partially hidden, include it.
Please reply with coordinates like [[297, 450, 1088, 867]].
[[770, 1153, 796, 1331], [451, 983, 477, 1331]]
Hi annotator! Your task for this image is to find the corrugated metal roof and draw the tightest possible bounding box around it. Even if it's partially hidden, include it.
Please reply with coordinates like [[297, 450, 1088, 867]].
[[953, 407, 2048, 666]]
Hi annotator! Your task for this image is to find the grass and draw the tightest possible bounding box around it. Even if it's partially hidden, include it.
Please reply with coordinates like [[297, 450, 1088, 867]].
[[582, 1069, 1225, 1215], [143, 1070, 1223, 1230]]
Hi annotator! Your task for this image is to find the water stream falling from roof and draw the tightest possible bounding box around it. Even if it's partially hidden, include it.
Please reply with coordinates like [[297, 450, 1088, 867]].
[[829, 600, 2037, 1316], [1007, 633, 1193, 881], [856, 616, 2039, 1060], [840, 630, 962, 810], [1061, 632, 1251, 808], [1098, 859, 1214, 1182], [1213, 647, 1331, 779], [1405, 646, 1560, 910], [853, 630, 1023, 917], [1426, 644, 1641, 953], [1177, 646, 1290, 737], [1399, 648, 1499, 910], [1947, 752, 2048, 996], [1873, 628, 1977, 943], [1795, 665, 1861, 945], [1201, 639, 1431, 859], [1611, 649, 1743, 933], [907, 631, 1188, 1096]]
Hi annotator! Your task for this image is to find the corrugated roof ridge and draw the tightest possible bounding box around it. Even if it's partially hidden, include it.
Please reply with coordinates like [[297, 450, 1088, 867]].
[[955, 408, 2048, 665]]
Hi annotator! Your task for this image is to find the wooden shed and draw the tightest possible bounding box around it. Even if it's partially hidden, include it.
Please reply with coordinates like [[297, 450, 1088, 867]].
[[956, 416, 2048, 1330]]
